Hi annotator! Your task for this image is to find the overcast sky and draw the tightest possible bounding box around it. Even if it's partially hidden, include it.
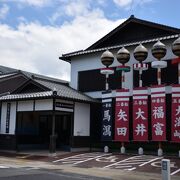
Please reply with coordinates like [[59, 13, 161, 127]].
[[0, 0, 180, 81]]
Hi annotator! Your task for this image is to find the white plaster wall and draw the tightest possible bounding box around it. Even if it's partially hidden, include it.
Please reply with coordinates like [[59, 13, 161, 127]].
[[74, 102, 90, 136], [0, 102, 16, 135], [17, 100, 33, 111], [35, 99, 53, 111], [70, 39, 176, 99]]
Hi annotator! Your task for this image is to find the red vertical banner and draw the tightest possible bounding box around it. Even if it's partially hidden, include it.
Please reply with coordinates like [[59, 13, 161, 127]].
[[133, 88, 148, 141], [151, 86, 166, 141], [115, 89, 129, 142], [171, 85, 180, 142]]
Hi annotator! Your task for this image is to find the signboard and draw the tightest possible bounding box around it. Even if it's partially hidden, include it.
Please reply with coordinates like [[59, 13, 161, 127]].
[[101, 90, 113, 141], [151, 86, 166, 141], [115, 89, 129, 142], [162, 161, 167, 170], [6, 103, 11, 133], [55, 101, 74, 112], [133, 88, 148, 141], [171, 85, 180, 142]]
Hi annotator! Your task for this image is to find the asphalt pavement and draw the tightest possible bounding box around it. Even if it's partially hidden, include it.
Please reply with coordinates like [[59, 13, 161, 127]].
[[0, 151, 179, 180], [0, 168, 109, 180]]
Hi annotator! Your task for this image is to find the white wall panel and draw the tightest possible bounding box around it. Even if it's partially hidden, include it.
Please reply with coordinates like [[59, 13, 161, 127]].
[[74, 102, 90, 136], [17, 100, 33, 111], [35, 99, 53, 111]]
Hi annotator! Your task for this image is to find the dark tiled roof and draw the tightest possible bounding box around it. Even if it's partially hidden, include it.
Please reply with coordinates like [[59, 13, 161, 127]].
[[34, 79, 97, 102], [60, 16, 180, 62], [0, 66, 97, 103], [86, 16, 180, 51], [0, 65, 68, 84], [0, 85, 97, 102], [0, 66, 17, 74], [0, 91, 52, 100], [0, 72, 18, 79], [0, 79, 97, 102], [60, 34, 179, 61], [22, 71, 68, 85]]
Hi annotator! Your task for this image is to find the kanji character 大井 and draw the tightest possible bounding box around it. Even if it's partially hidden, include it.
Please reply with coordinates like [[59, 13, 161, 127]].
[[135, 108, 146, 120], [135, 123, 147, 136]]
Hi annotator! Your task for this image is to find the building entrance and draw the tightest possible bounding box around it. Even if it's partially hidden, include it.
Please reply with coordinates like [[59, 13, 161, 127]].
[[16, 111, 72, 150], [55, 115, 72, 149]]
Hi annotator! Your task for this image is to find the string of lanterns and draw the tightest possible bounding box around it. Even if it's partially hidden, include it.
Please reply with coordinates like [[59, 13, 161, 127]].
[[100, 36, 180, 88]]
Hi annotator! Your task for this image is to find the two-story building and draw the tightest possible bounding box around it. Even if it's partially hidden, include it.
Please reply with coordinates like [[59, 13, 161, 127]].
[[60, 15, 180, 153]]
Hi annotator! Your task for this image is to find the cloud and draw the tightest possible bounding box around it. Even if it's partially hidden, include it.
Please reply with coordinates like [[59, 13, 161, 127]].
[[0, 4, 9, 19], [113, 0, 132, 8], [17, 16, 28, 23], [65, 0, 90, 17], [0, 9, 125, 81], [23, 0, 51, 7], [49, 0, 92, 24], [1, 0, 51, 7], [113, 0, 152, 9]]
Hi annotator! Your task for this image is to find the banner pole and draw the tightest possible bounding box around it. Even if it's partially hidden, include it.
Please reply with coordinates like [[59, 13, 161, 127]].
[[178, 63, 180, 84], [139, 69, 142, 87], [157, 68, 161, 85], [121, 70, 125, 89], [105, 74, 109, 90]]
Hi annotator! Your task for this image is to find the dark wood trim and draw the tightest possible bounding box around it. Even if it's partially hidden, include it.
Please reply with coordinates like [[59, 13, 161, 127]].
[[33, 99, 35, 111], [89, 104, 92, 150], [70, 102, 75, 147], [15, 101, 18, 151], [0, 102, 2, 131], [16, 101, 18, 112]]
